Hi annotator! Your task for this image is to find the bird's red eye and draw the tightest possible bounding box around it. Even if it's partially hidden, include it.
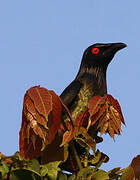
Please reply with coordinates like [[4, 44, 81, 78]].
[[91, 48, 99, 55]]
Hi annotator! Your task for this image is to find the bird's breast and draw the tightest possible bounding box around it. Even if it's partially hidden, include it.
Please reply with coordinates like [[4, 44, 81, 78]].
[[71, 82, 94, 121], [71, 73, 107, 121]]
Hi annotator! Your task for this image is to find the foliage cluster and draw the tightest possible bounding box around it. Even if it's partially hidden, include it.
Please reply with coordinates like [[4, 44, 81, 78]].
[[0, 86, 140, 180]]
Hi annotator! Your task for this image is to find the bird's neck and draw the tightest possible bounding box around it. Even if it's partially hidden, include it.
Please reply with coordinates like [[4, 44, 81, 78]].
[[76, 66, 107, 96]]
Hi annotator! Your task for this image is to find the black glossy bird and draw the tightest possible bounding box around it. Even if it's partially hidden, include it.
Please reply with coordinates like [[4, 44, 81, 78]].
[[60, 43, 126, 123], [40, 43, 127, 172], [59, 43, 126, 172]]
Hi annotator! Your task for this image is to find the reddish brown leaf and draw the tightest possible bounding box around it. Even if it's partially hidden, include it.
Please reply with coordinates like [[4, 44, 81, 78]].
[[60, 129, 74, 147], [110, 106, 121, 127], [20, 121, 43, 159], [107, 103, 122, 136], [84, 134, 96, 152], [59, 96, 73, 127], [97, 111, 109, 129], [130, 155, 140, 179], [108, 122, 115, 139], [60, 131, 72, 147], [25, 95, 47, 128], [60, 120, 74, 146], [88, 96, 106, 117], [19, 106, 47, 159], [74, 110, 89, 128], [74, 112, 85, 127], [65, 120, 73, 130], [58, 123, 65, 135], [40, 135, 68, 164], [91, 104, 106, 126], [19, 86, 63, 160], [122, 167, 135, 180], [106, 94, 125, 125], [100, 121, 109, 136], [26, 111, 47, 139], [46, 90, 62, 145], [27, 86, 52, 123], [88, 94, 125, 139]]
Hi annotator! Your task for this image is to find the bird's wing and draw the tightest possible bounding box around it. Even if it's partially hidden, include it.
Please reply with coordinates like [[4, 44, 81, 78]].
[[60, 80, 82, 107]]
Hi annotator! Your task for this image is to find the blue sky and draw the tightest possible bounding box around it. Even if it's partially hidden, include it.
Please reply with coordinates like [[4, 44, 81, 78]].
[[0, 0, 139, 171]]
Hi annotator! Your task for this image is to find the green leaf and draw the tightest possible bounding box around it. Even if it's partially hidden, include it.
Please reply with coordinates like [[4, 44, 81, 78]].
[[57, 172, 67, 180], [0, 161, 9, 176], [76, 167, 94, 179], [108, 167, 121, 174], [91, 151, 101, 165], [43, 161, 61, 180], [40, 165, 48, 177], [77, 168, 109, 180], [108, 167, 121, 179], [25, 159, 40, 175], [75, 127, 96, 152], [68, 174, 76, 180], [13, 151, 24, 161], [10, 159, 41, 178], [63, 143, 69, 162], [92, 169, 109, 180], [11, 169, 40, 180]]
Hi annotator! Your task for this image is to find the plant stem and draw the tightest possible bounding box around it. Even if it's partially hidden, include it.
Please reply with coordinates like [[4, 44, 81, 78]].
[[71, 141, 83, 170]]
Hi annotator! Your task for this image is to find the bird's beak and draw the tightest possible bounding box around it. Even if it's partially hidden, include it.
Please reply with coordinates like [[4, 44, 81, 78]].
[[101, 42, 127, 64], [102, 43, 127, 58], [109, 42, 127, 52]]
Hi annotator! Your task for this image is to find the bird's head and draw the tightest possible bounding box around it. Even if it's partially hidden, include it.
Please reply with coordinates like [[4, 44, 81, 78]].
[[81, 43, 127, 69]]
